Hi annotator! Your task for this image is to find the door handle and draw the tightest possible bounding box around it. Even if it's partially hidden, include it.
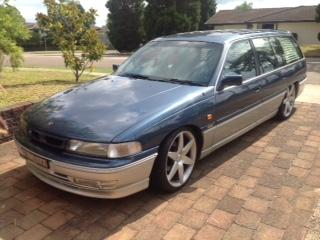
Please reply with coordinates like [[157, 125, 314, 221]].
[[255, 87, 262, 93]]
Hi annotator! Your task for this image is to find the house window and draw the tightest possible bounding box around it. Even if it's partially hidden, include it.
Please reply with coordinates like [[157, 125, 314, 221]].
[[247, 24, 253, 29], [261, 23, 275, 29]]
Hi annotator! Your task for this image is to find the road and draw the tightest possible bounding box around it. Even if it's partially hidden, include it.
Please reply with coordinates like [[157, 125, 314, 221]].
[[4, 53, 128, 69]]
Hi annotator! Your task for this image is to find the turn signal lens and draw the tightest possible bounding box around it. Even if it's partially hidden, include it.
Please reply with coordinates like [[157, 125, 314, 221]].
[[107, 142, 142, 158]]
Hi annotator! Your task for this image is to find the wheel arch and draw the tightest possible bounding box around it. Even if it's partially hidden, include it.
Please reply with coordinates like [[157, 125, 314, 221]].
[[158, 124, 204, 159]]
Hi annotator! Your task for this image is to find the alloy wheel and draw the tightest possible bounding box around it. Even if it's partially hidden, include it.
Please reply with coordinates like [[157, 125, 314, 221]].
[[165, 131, 197, 187], [283, 86, 295, 117]]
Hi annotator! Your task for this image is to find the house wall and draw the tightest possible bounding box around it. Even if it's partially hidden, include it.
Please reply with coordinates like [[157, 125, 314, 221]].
[[277, 22, 320, 45], [212, 22, 320, 45]]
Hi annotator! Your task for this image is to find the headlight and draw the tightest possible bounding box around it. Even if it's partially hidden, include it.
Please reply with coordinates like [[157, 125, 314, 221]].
[[67, 140, 142, 158], [68, 140, 108, 157]]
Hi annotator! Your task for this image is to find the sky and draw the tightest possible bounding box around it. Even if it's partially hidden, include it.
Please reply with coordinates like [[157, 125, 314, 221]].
[[10, 0, 320, 27]]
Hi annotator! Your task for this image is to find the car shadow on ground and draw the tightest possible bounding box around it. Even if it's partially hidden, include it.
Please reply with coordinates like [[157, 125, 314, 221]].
[[0, 113, 286, 238]]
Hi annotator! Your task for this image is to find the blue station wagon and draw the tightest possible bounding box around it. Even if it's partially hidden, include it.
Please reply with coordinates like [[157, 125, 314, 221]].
[[15, 30, 307, 198]]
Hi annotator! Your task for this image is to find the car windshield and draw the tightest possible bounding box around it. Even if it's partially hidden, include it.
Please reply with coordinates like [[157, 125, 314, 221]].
[[116, 41, 223, 86]]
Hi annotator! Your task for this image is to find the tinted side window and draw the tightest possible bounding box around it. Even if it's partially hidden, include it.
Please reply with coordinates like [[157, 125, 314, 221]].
[[276, 37, 303, 64], [269, 37, 286, 67], [222, 40, 257, 81], [252, 38, 278, 73]]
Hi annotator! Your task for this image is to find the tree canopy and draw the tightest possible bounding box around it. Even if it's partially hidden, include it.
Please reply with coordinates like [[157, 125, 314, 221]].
[[235, 1, 253, 11], [316, 4, 320, 22], [0, 0, 30, 72], [144, 0, 201, 40], [37, 0, 105, 82], [106, 0, 217, 51], [106, 0, 144, 52], [316, 4, 320, 41], [199, 0, 216, 30]]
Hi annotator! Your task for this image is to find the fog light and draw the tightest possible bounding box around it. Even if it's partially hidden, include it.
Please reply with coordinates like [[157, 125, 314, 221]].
[[73, 178, 118, 190], [73, 178, 99, 188], [98, 180, 119, 189]]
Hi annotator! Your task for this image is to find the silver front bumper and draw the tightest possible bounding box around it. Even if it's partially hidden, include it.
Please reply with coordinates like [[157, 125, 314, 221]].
[[16, 143, 157, 199]]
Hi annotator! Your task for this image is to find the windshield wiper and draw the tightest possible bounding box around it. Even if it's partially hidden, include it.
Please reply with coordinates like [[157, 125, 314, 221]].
[[118, 73, 150, 79], [119, 73, 205, 86], [119, 73, 170, 83], [168, 79, 205, 86]]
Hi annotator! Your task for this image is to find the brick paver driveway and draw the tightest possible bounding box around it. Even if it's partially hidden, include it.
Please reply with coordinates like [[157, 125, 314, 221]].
[[1, 102, 320, 240]]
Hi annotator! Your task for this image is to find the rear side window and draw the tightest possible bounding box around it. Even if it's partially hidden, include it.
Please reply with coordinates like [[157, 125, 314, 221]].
[[269, 37, 286, 67], [252, 38, 278, 73], [276, 37, 303, 64], [222, 40, 257, 81]]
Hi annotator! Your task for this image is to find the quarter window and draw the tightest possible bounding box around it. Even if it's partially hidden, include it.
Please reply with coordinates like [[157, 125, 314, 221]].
[[252, 38, 278, 73], [276, 37, 303, 64], [222, 40, 257, 81]]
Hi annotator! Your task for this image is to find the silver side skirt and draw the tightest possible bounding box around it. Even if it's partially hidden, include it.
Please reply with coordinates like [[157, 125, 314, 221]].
[[200, 92, 285, 159], [200, 110, 277, 159]]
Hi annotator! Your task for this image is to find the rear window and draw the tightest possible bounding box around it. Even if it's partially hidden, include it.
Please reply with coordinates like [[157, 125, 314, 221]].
[[252, 38, 278, 73], [276, 37, 303, 64], [269, 37, 286, 67]]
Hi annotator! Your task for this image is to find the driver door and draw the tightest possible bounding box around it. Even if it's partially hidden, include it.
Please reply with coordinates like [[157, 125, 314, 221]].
[[213, 39, 264, 144]]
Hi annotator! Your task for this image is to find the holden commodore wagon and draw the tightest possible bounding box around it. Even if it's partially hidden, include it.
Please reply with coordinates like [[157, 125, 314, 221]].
[[15, 30, 306, 198]]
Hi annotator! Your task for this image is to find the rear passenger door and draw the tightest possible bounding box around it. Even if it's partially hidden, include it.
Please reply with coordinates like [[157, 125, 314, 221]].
[[251, 37, 286, 115], [254, 36, 305, 116], [273, 36, 306, 88], [213, 40, 262, 144]]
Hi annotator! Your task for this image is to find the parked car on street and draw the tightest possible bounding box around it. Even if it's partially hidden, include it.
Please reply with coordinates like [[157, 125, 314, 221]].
[[15, 30, 307, 198]]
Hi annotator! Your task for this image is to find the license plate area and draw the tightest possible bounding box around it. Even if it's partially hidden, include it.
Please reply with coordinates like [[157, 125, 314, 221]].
[[19, 146, 49, 169]]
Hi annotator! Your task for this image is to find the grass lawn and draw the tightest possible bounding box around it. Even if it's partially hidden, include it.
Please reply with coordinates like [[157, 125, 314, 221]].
[[0, 69, 103, 108], [301, 44, 320, 57], [14, 66, 113, 74]]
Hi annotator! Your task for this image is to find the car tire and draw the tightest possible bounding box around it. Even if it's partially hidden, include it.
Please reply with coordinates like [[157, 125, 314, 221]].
[[276, 84, 296, 120], [151, 128, 198, 192]]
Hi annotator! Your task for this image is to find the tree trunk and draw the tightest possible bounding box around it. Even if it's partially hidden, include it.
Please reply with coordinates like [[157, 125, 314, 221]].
[[75, 70, 80, 83], [0, 53, 7, 93], [0, 52, 4, 73]]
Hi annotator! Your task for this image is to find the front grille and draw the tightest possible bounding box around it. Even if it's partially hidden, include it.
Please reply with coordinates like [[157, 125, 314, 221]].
[[28, 129, 67, 150]]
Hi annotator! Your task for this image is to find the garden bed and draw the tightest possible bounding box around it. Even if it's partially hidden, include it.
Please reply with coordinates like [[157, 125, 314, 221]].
[[0, 69, 104, 143], [0, 69, 100, 108], [0, 101, 33, 143], [302, 44, 320, 57]]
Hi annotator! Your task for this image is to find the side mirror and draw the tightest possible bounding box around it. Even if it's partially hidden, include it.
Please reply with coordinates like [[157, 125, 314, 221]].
[[217, 74, 243, 91], [112, 64, 119, 72]]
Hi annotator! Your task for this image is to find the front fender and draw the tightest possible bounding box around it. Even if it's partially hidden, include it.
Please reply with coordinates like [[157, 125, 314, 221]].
[[113, 93, 215, 150]]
